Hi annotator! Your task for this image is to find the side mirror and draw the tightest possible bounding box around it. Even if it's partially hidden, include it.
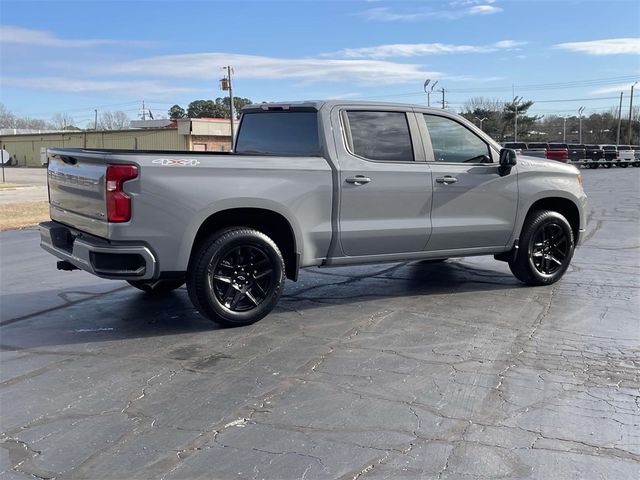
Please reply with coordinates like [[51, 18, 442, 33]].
[[499, 148, 517, 167]]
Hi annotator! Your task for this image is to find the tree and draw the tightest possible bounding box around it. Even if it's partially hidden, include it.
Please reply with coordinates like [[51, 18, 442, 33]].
[[99, 111, 130, 130], [186, 100, 218, 118], [51, 113, 75, 130], [500, 99, 539, 141], [168, 104, 186, 119], [459, 97, 504, 140], [0, 103, 17, 128], [185, 97, 253, 119]]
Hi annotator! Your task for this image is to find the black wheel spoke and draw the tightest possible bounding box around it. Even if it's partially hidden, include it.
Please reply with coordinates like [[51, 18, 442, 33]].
[[530, 222, 570, 275], [212, 244, 274, 313]]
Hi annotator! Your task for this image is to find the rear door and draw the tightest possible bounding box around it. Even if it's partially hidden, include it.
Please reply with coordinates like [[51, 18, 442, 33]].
[[418, 113, 518, 251], [333, 107, 433, 256]]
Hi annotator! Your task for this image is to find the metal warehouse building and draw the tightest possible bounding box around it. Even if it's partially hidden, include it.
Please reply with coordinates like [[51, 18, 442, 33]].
[[0, 118, 233, 167]]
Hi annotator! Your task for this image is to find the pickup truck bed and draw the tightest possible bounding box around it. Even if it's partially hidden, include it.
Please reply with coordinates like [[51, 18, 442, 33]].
[[41, 100, 587, 326]]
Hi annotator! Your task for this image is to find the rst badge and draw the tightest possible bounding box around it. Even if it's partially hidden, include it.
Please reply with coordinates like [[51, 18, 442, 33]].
[[152, 158, 201, 167]]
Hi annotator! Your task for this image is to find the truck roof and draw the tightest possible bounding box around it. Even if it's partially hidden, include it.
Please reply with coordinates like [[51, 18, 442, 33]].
[[243, 100, 447, 113]]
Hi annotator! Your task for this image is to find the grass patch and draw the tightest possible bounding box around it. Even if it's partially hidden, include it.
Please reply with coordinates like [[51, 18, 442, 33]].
[[0, 201, 49, 231]]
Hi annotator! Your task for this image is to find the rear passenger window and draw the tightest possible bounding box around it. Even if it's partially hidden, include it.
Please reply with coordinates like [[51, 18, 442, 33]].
[[423, 114, 491, 163], [346, 111, 414, 161]]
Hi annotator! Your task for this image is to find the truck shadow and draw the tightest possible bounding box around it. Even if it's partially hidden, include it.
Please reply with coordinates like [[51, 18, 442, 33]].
[[1, 260, 523, 350]]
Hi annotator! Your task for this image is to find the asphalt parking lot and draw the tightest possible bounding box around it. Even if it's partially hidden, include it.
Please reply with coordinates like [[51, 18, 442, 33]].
[[1, 167, 639, 479]]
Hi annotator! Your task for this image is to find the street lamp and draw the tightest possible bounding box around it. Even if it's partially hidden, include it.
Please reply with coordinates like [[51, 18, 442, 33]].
[[423, 79, 430, 106], [424, 80, 438, 107], [475, 117, 488, 130], [578, 106, 585, 144], [562, 116, 567, 143]]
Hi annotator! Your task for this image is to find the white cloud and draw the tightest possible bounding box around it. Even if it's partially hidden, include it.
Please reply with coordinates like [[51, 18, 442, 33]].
[[326, 40, 526, 59], [590, 82, 638, 94], [96, 53, 444, 85], [468, 5, 502, 15], [555, 38, 640, 55], [359, 3, 503, 22], [0, 76, 200, 96], [0, 25, 151, 48]]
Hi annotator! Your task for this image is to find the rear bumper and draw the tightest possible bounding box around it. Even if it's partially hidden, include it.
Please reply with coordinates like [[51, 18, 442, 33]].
[[39, 221, 157, 280]]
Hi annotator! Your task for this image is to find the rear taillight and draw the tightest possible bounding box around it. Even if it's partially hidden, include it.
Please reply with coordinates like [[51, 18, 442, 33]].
[[106, 164, 138, 222], [561, 149, 569, 161]]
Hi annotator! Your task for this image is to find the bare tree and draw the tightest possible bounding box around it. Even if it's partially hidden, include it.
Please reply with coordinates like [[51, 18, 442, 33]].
[[98, 111, 130, 130], [0, 102, 17, 128], [51, 113, 75, 130]]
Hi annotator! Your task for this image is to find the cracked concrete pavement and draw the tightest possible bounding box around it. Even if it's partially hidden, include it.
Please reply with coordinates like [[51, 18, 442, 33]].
[[0, 167, 638, 479]]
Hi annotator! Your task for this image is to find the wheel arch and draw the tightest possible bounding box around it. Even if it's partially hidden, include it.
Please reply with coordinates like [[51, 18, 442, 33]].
[[524, 197, 581, 244], [188, 207, 300, 281]]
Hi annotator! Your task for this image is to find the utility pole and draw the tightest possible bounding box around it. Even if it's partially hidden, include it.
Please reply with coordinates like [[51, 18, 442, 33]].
[[513, 96, 522, 142], [94, 109, 98, 130], [578, 107, 585, 144], [616, 92, 624, 145], [628, 82, 637, 144], [441, 88, 446, 109], [141, 100, 146, 121], [475, 117, 488, 130], [220, 66, 235, 141]]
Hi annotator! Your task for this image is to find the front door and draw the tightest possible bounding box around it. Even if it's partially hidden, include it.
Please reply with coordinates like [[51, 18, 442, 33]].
[[334, 108, 433, 256], [419, 113, 518, 251]]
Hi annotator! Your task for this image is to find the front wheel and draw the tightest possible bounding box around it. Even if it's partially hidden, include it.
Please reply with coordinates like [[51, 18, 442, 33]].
[[603, 162, 613, 169], [620, 163, 629, 168], [508, 210, 575, 286], [187, 228, 286, 327]]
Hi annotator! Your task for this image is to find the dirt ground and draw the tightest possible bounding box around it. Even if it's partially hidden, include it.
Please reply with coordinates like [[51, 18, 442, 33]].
[[0, 169, 49, 230], [0, 201, 49, 231]]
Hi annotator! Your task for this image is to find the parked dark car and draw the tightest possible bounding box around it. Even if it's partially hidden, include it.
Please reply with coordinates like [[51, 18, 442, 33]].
[[503, 142, 527, 154], [599, 144, 618, 168], [567, 144, 587, 164], [584, 145, 604, 168]]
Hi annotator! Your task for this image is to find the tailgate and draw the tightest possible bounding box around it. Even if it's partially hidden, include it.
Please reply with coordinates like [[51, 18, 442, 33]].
[[47, 149, 109, 237]]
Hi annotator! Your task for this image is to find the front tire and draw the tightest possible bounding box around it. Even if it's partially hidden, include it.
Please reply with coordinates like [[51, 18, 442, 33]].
[[187, 228, 286, 327], [508, 210, 575, 286]]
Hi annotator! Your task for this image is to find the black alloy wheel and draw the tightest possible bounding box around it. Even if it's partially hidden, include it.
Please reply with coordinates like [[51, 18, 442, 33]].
[[211, 245, 274, 312], [508, 210, 575, 286], [529, 222, 571, 276], [187, 228, 285, 327]]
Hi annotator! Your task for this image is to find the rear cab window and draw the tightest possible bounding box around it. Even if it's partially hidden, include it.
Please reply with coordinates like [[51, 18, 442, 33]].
[[235, 112, 320, 156], [344, 111, 414, 162]]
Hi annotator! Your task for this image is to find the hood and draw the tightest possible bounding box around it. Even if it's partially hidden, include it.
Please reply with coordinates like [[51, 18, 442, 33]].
[[518, 155, 580, 174]]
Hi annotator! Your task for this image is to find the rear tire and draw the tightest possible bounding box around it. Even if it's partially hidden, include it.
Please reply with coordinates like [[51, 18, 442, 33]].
[[508, 210, 575, 286], [187, 228, 286, 327], [603, 162, 613, 169], [128, 279, 185, 294]]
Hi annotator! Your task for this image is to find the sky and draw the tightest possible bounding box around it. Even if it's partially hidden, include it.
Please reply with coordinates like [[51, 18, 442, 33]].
[[1, 0, 639, 127]]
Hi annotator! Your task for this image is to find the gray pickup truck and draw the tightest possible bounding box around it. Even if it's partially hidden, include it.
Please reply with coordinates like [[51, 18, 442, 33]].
[[40, 101, 587, 326]]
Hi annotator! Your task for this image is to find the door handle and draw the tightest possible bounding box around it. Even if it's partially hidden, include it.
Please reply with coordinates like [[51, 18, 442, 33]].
[[345, 175, 371, 185], [435, 176, 458, 184]]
